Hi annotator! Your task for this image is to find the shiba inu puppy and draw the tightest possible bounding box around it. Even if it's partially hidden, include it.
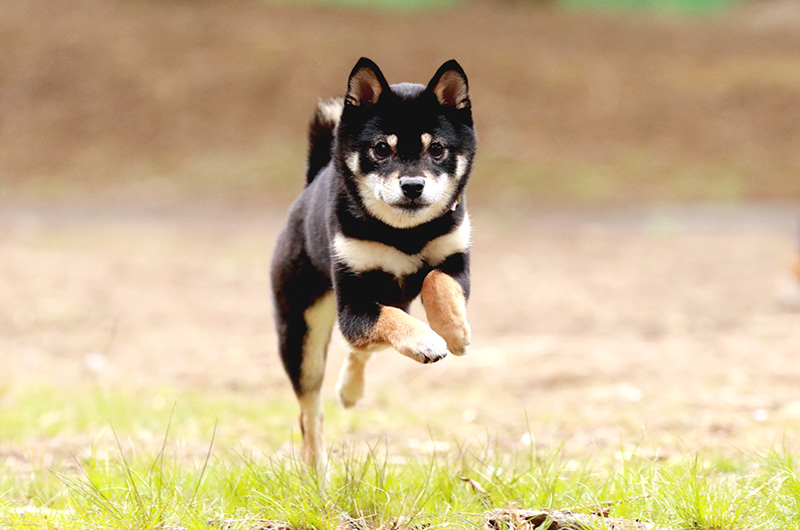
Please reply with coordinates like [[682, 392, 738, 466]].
[[270, 58, 476, 471]]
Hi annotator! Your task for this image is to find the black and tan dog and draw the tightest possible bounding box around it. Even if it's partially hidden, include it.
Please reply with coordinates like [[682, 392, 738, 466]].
[[270, 58, 476, 471]]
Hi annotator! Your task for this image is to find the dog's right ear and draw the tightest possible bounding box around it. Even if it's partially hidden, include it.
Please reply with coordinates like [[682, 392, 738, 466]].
[[345, 58, 389, 107]]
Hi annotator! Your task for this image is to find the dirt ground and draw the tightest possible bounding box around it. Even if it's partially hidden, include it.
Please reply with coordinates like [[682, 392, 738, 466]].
[[2, 201, 799, 459], [2, 0, 800, 463]]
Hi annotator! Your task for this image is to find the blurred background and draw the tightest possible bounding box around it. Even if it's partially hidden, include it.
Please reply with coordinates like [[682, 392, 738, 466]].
[[2, 0, 800, 457], [2, 0, 799, 207]]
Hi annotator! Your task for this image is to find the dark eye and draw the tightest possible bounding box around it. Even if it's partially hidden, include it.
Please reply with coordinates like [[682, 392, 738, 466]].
[[428, 142, 445, 159], [372, 141, 392, 160]]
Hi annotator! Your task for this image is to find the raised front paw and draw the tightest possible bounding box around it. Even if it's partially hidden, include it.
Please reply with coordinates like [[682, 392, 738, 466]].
[[442, 320, 471, 356], [398, 329, 449, 364], [420, 269, 471, 357], [352, 306, 449, 365]]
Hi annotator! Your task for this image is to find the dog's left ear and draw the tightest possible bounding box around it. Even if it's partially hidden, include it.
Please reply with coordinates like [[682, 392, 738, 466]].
[[427, 60, 470, 110]]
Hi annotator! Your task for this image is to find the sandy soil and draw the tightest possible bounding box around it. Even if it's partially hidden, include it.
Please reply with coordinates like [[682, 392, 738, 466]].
[[2, 202, 798, 459]]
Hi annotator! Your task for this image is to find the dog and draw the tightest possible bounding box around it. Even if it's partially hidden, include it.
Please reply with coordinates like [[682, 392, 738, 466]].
[[270, 58, 476, 472]]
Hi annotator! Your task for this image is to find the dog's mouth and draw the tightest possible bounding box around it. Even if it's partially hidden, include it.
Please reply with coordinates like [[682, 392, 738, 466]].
[[392, 198, 430, 211], [385, 196, 444, 215]]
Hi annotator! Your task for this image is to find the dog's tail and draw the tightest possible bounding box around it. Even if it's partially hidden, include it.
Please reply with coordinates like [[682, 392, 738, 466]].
[[306, 97, 344, 185]]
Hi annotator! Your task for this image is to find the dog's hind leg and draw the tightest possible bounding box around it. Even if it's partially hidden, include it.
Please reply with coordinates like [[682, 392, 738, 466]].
[[275, 288, 337, 474], [336, 348, 375, 408], [297, 291, 337, 473], [336, 302, 409, 407]]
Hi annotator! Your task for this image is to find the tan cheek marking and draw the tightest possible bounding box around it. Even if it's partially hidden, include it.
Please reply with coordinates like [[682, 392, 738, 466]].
[[456, 155, 469, 179], [421, 270, 470, 355], [346, 153, 361, 175]]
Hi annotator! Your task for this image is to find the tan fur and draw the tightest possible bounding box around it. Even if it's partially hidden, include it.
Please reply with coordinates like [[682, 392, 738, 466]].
[[421, 269, 471, 356], [421, 133, 433, 150], [336, 349, 374, 408], [301, 292, 337, 391], [298, 391, 326, 474], [793, 254, 800, 280], [348, 68, 383, 106], [353, 306, 448, 364], [433, 70, 469, 109], [297, 292, 336, 474]]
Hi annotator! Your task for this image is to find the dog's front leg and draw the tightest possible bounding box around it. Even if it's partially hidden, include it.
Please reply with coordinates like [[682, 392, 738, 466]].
[[338, 303, 449, 364], [421, 264, 471, 356]]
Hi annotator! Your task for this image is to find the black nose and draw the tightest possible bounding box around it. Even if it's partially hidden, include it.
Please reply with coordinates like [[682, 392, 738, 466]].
[[400, 177, 425, 199]]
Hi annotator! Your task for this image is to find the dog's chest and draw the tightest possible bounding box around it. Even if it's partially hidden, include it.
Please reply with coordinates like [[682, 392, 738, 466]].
[[333, 215, 470, 278]]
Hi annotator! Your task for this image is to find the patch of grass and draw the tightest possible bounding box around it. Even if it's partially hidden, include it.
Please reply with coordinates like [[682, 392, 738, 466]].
[[7, 441, 799, 530], [2, 387, 800, 529]]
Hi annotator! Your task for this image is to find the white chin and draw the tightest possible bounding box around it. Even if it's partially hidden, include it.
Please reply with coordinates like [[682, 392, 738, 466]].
[[368, 200, 443, 229]]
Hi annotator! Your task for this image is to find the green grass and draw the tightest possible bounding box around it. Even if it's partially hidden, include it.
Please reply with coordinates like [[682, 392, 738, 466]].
[[2, 387, 800, 529]]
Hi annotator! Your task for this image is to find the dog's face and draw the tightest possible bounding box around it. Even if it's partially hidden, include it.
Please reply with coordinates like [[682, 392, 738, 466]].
[[336, 58, 476, 229]]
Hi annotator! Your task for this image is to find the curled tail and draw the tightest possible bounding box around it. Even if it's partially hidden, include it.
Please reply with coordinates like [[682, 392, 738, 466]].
[[306, 97, 344, 185]]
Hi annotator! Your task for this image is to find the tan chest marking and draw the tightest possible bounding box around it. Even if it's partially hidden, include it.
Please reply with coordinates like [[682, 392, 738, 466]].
[[332, 215, 471, 278]]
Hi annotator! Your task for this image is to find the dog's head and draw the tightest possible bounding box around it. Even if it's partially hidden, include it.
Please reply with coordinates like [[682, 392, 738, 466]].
[[335, 58, 476, 229]]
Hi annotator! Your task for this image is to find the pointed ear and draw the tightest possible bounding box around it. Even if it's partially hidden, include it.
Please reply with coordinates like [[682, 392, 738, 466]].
[[345, 57, 389, 107], [427, 60, 470, 109]]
